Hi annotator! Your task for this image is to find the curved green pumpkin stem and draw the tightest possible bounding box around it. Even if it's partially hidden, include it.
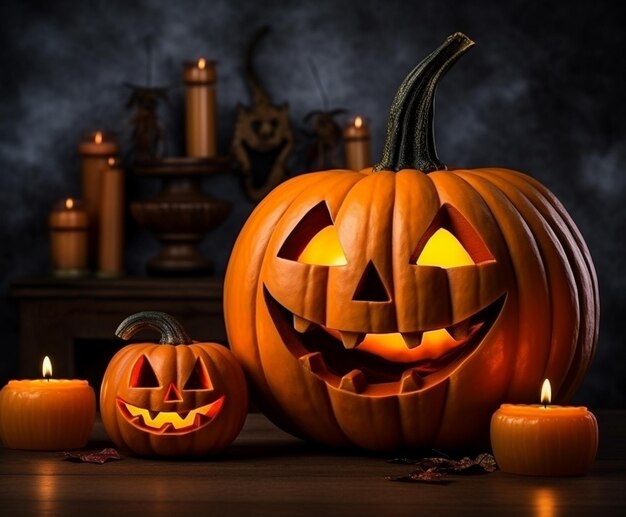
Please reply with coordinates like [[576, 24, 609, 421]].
[[373, 32, 474, 173], [115, 311, 192, 345]]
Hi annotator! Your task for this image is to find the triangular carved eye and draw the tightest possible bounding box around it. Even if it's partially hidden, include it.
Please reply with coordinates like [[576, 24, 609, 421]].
[[183, 358, 213, 390], [416, 228, 474, 267], [130, 356, 160, 388], [278, 201, 348, 266], [411, 204, 495, 269]]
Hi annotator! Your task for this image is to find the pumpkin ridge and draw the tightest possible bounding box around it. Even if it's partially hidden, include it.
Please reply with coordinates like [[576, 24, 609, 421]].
[[491, 168, 599, 312], [477, 169, 598, 400], [227, 172, 330, 419], [467, 170, 581, 397], [106, 347, 141, 447], [257, 213, 331, 440], [259, 171, 364, 325], [436, 171, 522, 398], [452, 170, 555, 399], [366, 172, 396, 311]]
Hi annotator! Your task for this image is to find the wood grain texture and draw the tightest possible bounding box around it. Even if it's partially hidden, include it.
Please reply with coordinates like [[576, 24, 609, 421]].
[[0, 411, 624, 516]]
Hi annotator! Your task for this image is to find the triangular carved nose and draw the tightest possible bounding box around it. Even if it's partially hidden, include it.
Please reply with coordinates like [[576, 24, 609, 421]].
[[352, 261, 390, 302], [164, 383, 183, 402]]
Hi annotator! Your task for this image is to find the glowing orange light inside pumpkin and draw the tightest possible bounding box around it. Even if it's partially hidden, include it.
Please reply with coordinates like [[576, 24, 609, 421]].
[[198, 57, 206, 70], [121, 398, 223, 430], [108, 157, 116, 167], [541, 378, 551, 406], [325, 327, 465, 363], [416, 228, 474, 268], [354, 116, 363, 128], [65, 198, 74, 210], [42, 356, 53, 378], [94, 132, 103, 144], [357, 329, 456, 362], [298, 226, 348, 266]]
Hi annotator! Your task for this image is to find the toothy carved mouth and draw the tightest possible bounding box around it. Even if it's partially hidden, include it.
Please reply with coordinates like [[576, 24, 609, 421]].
[[117, 397, 224, 435], [264, 286, 505, 394]]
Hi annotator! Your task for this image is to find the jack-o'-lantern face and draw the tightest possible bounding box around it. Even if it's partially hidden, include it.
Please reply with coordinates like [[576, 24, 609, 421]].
[[117, 354, 224, 435], [100, 312, 248, 457], [264, 196, 505, 394], [226, 166, 596, 452], [223, 33, 598, 452], [263, 191, 505, 394]]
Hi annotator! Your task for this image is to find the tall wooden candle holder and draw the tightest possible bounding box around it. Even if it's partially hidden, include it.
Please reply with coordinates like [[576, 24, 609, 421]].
[[131, 157, 231, 275]]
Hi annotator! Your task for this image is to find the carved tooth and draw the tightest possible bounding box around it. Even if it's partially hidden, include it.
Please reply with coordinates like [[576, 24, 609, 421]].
[[299, 352, 326, 373], [195, 412, 208, 425], [161, 422, 175, 433], [339, 369, 367, 393], [340, 331, 366, 349], [446, 319, 471, 341], [401, 331, 423, 349], [293, 315, 314, 333], [400, 369, 424, 393]]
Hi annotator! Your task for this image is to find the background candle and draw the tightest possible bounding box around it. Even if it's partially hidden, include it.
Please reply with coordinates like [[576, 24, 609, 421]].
[[78, 131, 119, 267], [0, 357, 95, 450], [98, 157, 125, 277], [343, 116, 371, 171], [184, 58, 217, 157], [49, 198, 88, 277], [491, 379, 598, 476]]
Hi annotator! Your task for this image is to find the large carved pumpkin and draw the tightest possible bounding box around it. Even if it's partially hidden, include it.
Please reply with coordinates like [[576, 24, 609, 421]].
[[100, 312, 248, 457], [224, 33, 598, 451]]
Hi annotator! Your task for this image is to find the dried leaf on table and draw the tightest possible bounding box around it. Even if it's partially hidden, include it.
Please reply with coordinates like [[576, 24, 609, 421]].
[[387, 453, 497, 483], [62, 448, 122, 464]]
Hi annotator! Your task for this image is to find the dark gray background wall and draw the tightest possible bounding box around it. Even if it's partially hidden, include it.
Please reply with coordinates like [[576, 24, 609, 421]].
[[0, 0, 624, 407]]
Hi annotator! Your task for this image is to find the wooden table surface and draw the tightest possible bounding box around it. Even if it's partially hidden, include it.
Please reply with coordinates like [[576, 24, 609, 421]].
[[1, 411, 625, 516]]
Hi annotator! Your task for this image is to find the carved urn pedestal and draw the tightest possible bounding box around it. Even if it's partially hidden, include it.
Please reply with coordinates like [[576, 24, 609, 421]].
[[132, 157, 231, 276]]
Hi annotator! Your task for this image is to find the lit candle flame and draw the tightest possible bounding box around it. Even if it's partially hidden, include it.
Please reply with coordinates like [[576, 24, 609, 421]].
[[94, 132, 103, 144], [354, 116, 363, 129], [65, 198, 74, 210], [541, 378, 551, 406], [42, 356, 53, 379], [108, 157, 116, 167], [198, 57, 206, 70]]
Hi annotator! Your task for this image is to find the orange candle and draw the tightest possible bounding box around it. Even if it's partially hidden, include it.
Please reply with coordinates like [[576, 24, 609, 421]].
[[184, 57, 217, 157], [0, 357, 95, 450], [491, 379, 598, 476], [79, 131, 119, 267], [98, 157, 125, 277], [49, 198, 89, 277], [343, 116, 371, 171]]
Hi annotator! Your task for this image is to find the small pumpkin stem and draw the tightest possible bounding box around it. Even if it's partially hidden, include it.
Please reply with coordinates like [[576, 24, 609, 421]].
[[373, 32, 474, 173], [115, 311, 192, 345]]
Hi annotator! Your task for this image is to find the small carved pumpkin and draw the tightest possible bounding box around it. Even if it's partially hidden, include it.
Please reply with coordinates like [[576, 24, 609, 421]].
[[223, 33, 599, 451], [100, 312, 247, 457]]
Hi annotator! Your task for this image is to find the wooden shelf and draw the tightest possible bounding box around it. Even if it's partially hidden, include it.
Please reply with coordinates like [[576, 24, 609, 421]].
[[10, 276, 226, 381]]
